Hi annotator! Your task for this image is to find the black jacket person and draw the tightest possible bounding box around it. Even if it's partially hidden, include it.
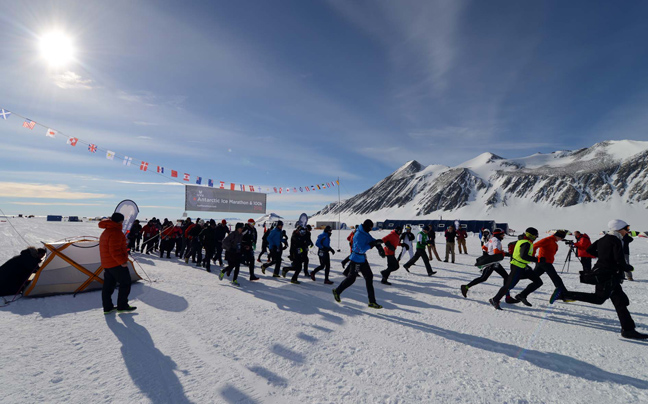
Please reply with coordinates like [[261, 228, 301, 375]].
[[0, 247, 46, 296]]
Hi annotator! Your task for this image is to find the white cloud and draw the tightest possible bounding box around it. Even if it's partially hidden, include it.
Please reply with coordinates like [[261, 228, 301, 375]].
[[113, 180, 183, 186], [10, 202, 105, 206], [0, 182, 112, 199], [53, 71, 94, 90]]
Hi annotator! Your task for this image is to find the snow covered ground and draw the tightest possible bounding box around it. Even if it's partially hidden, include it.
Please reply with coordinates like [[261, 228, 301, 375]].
[[1, 218, 648, 403]]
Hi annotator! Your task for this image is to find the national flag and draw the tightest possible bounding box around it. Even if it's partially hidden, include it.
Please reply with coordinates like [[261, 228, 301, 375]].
[[293, 188, 297, 193], [286, 187, 290, 193], [249, 185, 254, 192], [45, 128, 57, 138], [140, 162, 149, 171], [322, 184, 326, 189], [311, 185, 315, 190], [183, 173, 190, 181], [88, 144, 97, 153], [157, 166, 164, 174], [0, 109, 11, 120], [273, 187, 277, 193], [219, 181, 225, 189], [230, 183, 235, 190], [171, 170, 178, 178], [327, 183, 330, 188], [123, 156, 132, 166], [208, 179, 214, 187], [240, 184, 245, 191], [306, 186, 310, 192], [196, 176, 202, 185], [316, 185, 321, 190], [299, 187, 303, 192], [106, 150, 115, 160], [66, 137, 78, 146], [22, 119, 35, 130], [336, 180, 340, 185], [279, 187, 282, 194]]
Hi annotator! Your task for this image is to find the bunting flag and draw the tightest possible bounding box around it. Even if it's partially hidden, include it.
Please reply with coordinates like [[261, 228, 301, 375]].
[[2, 107, 341, 195], [23, 119, 36, 129]]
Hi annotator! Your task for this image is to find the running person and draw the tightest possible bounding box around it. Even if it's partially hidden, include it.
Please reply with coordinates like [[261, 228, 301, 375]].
[[310, 226, 335, 285]]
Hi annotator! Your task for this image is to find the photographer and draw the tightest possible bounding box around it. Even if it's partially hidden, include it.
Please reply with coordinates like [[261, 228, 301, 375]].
[[559, 220, 647, 340], [573, 231, 595, 272]]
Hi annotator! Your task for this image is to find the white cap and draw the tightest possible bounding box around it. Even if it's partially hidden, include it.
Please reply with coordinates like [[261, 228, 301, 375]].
[[608, 219, 629, 231]]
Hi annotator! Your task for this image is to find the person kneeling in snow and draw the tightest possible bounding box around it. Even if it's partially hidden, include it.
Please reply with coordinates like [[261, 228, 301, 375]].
[[332, 219, 385, 309], [0, 246, 46, 297]]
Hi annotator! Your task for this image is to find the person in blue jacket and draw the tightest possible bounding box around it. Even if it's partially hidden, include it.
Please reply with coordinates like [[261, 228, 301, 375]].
[[332, 219, 385, 309], [310, 226, 335, 284], [261, 221, 285, 277]]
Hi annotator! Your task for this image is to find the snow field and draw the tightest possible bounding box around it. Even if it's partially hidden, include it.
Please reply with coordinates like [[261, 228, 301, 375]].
[[1, 219, 647, 403]]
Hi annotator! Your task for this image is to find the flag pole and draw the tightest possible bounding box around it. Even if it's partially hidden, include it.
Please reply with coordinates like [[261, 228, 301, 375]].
[[337, 176, 341, 252]]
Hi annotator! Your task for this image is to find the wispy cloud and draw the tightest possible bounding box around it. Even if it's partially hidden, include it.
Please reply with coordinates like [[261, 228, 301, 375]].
[[52, 71, 95, 90], [10, 202, 105, 206], [0, 182, 112, 199], [113, 180, 183, 186]]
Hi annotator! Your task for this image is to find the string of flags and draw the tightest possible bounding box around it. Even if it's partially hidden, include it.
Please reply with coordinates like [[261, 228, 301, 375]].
[[0, 107, 341, 194]]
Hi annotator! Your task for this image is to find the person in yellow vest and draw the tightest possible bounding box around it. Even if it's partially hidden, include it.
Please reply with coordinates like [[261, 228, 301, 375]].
[[489, 227, 542, 310]]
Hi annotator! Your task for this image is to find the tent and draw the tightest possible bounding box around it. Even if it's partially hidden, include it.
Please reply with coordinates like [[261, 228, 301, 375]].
[[23, 237, 141, 297]]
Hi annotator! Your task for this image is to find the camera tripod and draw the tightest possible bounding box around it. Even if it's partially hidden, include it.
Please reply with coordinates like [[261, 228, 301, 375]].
[[561, 243, 581, 273]]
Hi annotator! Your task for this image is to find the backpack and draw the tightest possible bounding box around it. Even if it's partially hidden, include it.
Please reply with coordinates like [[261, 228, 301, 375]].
[[507, 241, 517, 256]]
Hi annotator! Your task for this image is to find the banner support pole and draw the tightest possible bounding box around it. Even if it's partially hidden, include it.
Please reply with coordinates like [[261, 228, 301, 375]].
[[337, 176, 341, 251]]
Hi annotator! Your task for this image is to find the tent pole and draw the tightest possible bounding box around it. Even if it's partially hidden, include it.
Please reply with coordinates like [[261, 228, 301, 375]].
[[337, 176, 341, 251]]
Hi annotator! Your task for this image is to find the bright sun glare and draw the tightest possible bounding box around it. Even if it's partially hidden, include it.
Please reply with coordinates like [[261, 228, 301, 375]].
[[39, 31, 75, 68]]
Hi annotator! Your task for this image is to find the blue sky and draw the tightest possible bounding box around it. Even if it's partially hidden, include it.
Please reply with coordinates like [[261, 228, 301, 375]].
[[1, 0, 647, 220]]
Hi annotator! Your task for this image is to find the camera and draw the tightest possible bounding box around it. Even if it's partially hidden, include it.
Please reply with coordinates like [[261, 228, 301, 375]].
[[563, 239, 574, 246]]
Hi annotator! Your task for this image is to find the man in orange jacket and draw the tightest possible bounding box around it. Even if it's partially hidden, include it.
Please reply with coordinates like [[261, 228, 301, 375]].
[[513, 230, 569, 306], [100, 213, 136, 314]]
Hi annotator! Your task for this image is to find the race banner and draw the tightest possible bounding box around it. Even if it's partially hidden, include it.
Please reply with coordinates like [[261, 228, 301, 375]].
[[185, 185, 267, 214]]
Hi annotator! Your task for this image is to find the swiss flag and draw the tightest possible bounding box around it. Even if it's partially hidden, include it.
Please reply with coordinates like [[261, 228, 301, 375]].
[[140, 162, 149, 171], [66, 137, 78, 146], [183, 173, 190, 181], [171, 170, 178, 178]]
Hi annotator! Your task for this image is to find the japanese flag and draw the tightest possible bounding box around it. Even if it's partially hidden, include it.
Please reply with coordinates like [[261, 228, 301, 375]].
[[46, 128, 57, 138]]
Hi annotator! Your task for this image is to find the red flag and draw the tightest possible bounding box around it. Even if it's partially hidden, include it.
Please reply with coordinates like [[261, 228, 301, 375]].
[[249, 185, 255, 192], [306, 187, 310, 192], [140, 162, 149, 171], [171, 170, 178, 178], [66, 137, 78, 146], [230, 183, 235, 190]]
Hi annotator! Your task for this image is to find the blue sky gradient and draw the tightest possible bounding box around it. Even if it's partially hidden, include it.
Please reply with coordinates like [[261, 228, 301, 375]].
[[1, 0, 647, 219]]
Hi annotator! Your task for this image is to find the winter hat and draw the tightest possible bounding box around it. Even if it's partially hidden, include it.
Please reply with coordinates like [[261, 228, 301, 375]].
[[235, 222, 244, 230], [525, 227, 539, 239], [362, 219, 374, 232], [111, 212, 125, 223], [608, 219, 629, 231], [276, 220, 284, 227], [324, 225, 332, 233], [248, 218, 255, 225], [554, 230, 567, 239], [221, 219, 227, 225]]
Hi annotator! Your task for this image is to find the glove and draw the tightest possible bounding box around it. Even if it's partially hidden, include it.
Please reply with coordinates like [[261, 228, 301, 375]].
[[376, 244, 386, 258], [627, 265, 634, 272], [539, 257, 546, 263], [331, 249, 335, 255], [400, 243, 409, 251]]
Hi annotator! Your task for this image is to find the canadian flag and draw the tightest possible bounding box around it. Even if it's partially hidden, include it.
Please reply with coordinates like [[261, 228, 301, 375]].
[[66, 137, 78, 146], [183, 173, 190, 181], [140, 162, 149, 171], [219, 181, 225, 189]]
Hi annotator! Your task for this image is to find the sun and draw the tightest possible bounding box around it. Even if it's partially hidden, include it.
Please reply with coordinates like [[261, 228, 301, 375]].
[[39, 31, 75, 68]]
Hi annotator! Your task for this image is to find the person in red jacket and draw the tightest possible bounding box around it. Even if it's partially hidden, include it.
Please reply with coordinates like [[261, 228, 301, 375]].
[[141, 220, 158, 255], [380, 227, 406, 285], [340, 226, 357, 272], [513, 230, 570, 306], [99, 213, 136, 314], [457, 228, 468, 254], [573, 231, 595, 272]]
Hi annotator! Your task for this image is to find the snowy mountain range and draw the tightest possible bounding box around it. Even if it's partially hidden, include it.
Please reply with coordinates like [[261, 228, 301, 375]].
[[313, 140, 648, 232]]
